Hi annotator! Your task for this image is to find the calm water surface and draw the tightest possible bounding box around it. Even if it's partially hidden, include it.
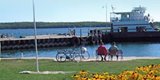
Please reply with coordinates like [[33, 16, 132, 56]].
[[0, 27, 160, 58], [1, 42, 160, 58], [0, 27, 103, 37]]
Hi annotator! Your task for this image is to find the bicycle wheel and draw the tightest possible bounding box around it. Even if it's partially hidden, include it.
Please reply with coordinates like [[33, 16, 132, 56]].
[[81, 51, 90, 60], [56, 53, 66, 62], [73, 53, 81, 62]]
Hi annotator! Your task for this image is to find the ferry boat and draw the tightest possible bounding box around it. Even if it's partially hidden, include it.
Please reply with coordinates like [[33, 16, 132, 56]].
[[110, 6, 158, 32], [101, 6, 160, 42], [88, 6, 160, 43]]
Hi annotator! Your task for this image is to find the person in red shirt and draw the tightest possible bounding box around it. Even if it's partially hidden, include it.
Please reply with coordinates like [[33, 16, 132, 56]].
[[97, 41, 108, 61]]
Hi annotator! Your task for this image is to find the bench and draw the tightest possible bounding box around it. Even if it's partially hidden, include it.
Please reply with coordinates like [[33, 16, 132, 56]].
[[108, 49, 123, 61]]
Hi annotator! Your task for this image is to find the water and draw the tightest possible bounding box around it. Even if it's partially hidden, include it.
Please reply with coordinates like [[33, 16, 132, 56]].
[[1, 27, 160, 58], [0, 27, 103, 37], [1, 42, 160, 58]]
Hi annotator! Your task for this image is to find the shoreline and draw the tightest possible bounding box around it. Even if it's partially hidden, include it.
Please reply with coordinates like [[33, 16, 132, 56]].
[[1, 56, 160, 61]]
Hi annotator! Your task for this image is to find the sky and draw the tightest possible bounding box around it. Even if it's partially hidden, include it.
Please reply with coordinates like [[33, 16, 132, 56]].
[[0, 0, 160, 22]]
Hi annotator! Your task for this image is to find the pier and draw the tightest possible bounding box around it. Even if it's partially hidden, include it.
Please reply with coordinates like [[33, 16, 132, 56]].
[[1, 31, 160, 51], [0, 34, 88, 50]]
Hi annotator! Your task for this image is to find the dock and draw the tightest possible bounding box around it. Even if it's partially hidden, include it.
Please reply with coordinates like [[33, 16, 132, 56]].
[[0, 34, 88, 50], [1, 31, 160, 51]]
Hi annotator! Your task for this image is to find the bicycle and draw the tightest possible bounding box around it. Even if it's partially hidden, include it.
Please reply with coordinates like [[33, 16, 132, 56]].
[[56, 47, 90, 62]]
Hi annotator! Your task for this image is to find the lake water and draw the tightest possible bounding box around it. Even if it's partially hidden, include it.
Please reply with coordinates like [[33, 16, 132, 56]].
[[0, 27, 104, 37], [1, 27, 160, 58]]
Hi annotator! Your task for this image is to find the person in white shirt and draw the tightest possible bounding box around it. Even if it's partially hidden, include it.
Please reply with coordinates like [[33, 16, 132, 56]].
[[109, 42, 119, 60]]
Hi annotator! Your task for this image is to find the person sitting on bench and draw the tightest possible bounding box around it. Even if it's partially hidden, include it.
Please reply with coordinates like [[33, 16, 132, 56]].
[[109, 42, 119, 61], [97, 41, 108, 61]]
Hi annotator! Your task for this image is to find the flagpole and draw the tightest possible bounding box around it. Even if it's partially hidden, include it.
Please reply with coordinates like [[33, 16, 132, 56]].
[[0, 40, 1, 61], [32, 0, 39, 72], [105, 3, 108, 27]]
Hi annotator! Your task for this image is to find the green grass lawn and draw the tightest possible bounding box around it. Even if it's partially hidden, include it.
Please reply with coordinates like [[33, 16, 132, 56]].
[[0, 59, 160, 80]]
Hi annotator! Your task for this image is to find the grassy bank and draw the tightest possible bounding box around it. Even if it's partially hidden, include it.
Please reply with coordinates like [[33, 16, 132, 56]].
[[0, 59, 160, 80], [0, 22, 108, 29]]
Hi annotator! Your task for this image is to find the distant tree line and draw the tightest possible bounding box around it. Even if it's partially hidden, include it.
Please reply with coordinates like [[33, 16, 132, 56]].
[[0, 22, 111, 29], [0, 22, 159, 29]]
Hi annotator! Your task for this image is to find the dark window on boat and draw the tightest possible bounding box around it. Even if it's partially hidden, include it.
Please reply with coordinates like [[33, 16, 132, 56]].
[[118, 27, 128, 32], [136, 26, 146, 32]]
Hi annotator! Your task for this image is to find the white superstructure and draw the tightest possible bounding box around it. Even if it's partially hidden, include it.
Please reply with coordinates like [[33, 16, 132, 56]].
[[110, 6, 156, 32]]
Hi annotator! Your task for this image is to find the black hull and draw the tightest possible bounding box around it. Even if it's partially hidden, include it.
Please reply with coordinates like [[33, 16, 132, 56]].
[[105, 32, 160, 42]]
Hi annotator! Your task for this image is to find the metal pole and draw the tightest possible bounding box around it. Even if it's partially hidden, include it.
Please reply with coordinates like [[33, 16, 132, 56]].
[[80, 29, 82, 61], [106, 4, 108, 27], [0, 41, 1, 61], [80, 29, 82, 45], [32, 0, 39, 72]]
